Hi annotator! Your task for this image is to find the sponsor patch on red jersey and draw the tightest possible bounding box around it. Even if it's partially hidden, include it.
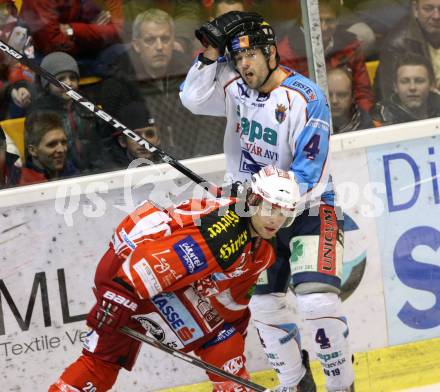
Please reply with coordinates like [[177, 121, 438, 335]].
[[173, 236, 208, 274], [152, 292, 204, 345]]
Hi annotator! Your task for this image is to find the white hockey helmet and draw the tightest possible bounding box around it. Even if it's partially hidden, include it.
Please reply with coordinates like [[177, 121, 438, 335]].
[[247, 165, 301, 227]]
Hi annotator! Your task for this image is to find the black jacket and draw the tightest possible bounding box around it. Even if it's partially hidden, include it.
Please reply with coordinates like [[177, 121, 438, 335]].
[[1, 150, 20, 188], [100, 48, 225, 160], [373, 91, 440, 125], [333, 105, 375, 134], [375, 15, 433, 101], [30, 92, 104, 173]]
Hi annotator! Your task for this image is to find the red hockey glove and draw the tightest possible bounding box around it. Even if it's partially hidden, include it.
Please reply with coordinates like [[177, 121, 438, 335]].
[[86, 279, 140, 335]]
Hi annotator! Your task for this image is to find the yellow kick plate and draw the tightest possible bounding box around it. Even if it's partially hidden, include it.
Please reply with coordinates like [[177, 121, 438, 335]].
[[157, 337, 440, 392]]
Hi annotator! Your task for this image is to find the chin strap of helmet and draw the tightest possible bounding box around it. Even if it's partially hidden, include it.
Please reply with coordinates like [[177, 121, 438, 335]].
[[258, 45, 279, 89]]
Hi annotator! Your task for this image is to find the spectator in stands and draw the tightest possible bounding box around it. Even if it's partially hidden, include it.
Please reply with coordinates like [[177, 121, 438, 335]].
[[20, 0, 124, 76], [214, 0, 245, 17], [373, 53, 440, 125], [328, 67, 374, 133], [0, 125, 20, 188], [0, 0, 35, 119], [333, 4, 377, 59], [102, 101, 164, 170], [122, 1, 204, 54], [100, 8, 224, 159], [18, 111, 78, 185], [30, 51, 103, 173], [375, 0, 440, 100], [342, 0, 410, 55], [278, 0, 375, 113]]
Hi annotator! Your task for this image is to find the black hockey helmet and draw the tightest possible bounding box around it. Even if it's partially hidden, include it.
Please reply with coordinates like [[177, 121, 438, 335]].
[[227, 20, 277, 54]]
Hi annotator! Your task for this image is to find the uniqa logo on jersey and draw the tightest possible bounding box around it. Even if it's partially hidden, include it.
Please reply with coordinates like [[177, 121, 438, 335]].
[[289, 213, 366, 300]]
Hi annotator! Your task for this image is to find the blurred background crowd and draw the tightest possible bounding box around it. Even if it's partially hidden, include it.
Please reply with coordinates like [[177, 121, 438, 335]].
[[0, 0, 439, 189]]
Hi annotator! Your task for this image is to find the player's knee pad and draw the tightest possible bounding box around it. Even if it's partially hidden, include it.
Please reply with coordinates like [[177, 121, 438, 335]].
[[296, 292, 342, 319], [249, 293, 294, 325], [253, 319, 305, 387], [296, 293, 354, 391]]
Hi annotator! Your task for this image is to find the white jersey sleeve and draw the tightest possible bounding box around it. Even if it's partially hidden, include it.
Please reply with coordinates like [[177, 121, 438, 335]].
[[180, 57, 238, 117]]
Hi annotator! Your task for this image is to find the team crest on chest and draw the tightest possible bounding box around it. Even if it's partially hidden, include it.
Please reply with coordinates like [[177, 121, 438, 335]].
[[275, 104, 287, 123]]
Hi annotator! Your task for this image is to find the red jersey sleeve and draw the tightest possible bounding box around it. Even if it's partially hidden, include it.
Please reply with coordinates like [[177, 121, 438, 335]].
[[209, 238, 276, 325], [115, 228, 223, 299]]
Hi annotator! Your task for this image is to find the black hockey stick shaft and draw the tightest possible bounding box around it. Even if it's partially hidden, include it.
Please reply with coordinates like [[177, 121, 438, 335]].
[[120, 326, 271, 392], [0, 40, 221, 197]]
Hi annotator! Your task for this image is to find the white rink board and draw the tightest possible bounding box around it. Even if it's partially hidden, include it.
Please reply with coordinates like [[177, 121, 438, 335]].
[[1, 121, 440, 391]]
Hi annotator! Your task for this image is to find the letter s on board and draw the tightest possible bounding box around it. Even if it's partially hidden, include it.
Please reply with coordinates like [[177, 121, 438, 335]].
[[394, 226, 440, 329]]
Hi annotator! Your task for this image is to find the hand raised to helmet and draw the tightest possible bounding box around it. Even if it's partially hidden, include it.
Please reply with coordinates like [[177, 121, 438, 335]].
[[195, 11, 263, 55]]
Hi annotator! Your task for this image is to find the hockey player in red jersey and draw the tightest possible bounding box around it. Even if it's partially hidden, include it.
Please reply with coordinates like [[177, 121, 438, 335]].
[[49, 165, 300, 392]]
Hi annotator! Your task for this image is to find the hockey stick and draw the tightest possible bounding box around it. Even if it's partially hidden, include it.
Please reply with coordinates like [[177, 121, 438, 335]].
[[120, 326, 272, 392], [0, 40, 221, 197]]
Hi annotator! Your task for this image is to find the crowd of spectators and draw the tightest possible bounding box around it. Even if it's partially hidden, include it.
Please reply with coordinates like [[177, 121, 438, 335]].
[[0, 0, 439, 190]]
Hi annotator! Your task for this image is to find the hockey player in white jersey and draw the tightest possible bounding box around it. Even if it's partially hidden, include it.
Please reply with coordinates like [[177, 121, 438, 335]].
[[180, 11, 355, 392]]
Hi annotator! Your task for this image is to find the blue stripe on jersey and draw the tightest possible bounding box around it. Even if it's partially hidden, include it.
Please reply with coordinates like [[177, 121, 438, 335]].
[[280, 72, 334, 204], [291, 95, 331, 193]]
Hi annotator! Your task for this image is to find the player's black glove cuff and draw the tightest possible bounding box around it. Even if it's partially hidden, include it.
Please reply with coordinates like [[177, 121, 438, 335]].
[[197, 52, 216, 65]]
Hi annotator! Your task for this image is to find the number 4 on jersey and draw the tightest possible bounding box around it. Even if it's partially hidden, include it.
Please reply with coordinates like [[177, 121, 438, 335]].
[[315, 328, 331, 349], [303, 134, 320, 160]]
